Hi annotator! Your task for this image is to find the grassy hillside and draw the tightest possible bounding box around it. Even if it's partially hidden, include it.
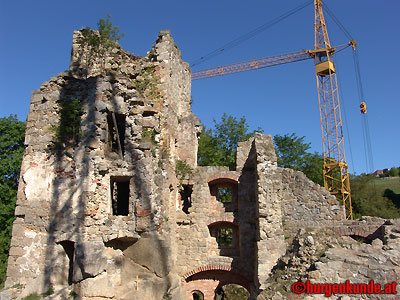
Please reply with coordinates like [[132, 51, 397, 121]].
[[372, 177, 400, 193], [351, 175, 400, 219]]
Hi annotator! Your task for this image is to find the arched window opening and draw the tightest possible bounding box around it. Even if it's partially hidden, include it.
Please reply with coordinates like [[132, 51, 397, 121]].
[[192, 290, 204, 300], [208, 222, 239, 257], [208, 179, 238, 212]]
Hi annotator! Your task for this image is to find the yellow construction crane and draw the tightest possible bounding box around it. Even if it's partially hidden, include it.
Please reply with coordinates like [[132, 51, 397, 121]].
[[192, 0, 354, 219]]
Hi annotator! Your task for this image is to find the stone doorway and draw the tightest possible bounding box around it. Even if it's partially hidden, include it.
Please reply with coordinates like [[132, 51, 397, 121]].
[[185, 269, 251, 300]]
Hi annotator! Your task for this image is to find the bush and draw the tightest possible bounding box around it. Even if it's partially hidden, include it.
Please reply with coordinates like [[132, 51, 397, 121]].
[[389, 167, 400, 177]]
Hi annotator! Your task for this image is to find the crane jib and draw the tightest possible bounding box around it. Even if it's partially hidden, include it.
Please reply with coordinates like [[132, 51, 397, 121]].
[[191, 43, 351, 81]]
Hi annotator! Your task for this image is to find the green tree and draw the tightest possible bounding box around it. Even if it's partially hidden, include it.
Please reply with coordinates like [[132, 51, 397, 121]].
[[97, 14, 124, 45], [273, 133, 324, 186], [197, 115, 324, 185], [0, 115, 26, 287], [197, 113, 262, 169], [77, 15, 124, 71], [389, 167, 400, 177]]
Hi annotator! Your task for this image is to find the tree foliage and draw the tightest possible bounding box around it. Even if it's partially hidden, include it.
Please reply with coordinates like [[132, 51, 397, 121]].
[[77, 15, 124, 71], [197, 113, 262, 169], [273, 133, 324, 186], [389, 167, 400, 177], [0, 115, 26, 286], [198, 115, 323, 186]]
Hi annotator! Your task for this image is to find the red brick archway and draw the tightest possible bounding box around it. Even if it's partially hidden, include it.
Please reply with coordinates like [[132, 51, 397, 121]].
[[207, 174, 239, 183], [184, 265, 251, 300]]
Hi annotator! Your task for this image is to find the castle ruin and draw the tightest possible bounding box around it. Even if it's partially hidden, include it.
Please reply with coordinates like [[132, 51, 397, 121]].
[[2, 30, 400, 300]]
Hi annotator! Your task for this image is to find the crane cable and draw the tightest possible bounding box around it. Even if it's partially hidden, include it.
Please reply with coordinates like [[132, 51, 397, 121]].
[[321, 1, 353, 41], [190, 0, 313, 67], [322, 0, 374, 174], [335, 60, 356, 175], [354, 49, 374, 173]]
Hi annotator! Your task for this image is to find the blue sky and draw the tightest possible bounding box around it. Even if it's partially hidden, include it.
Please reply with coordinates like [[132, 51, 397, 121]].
[[1, 0, 399, 174]]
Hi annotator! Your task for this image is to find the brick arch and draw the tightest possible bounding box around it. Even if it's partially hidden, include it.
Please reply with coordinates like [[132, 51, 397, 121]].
[[207, 174, 238, 184], [336, 223, 384, 240], [207, 219, 237, 227], [183, 264, 232, 279], [185, 269, 251, 299], [337, 228, 371, 238]]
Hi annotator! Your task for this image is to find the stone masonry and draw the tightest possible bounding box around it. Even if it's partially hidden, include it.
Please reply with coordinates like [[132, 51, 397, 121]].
[[2, 29, 399, 300]]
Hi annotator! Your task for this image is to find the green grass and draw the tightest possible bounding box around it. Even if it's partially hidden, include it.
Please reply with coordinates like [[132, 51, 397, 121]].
[[351, 175, 400, 219], [371, 177, 400, 193], [22, 293, 41, 300]]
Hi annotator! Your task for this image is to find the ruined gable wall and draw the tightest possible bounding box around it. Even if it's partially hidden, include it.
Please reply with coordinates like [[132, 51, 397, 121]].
[[280, 168, 346, 236]]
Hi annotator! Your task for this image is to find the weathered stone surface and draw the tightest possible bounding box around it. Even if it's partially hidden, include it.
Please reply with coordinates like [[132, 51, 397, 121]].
[[73, 241, 107, 282], [123, 235, 172, 277]]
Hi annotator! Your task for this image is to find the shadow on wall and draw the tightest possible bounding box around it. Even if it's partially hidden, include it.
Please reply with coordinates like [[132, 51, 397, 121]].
[[43, 69, 172, 296], [44, 74, 100, 292]]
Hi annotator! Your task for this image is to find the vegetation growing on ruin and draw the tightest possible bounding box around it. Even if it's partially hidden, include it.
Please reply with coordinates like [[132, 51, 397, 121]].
[[175, 160, 193, 184], [21, 293, 41, 300], [141, 128, 157, 145], [135, 66, 162, 99], [51, 98, 83, 146], [0, 115, 25, 287], [77, 15, 124, 71]]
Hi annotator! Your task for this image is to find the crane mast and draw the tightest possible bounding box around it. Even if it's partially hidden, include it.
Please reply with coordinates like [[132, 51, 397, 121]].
[[314, 0, 352, 219]]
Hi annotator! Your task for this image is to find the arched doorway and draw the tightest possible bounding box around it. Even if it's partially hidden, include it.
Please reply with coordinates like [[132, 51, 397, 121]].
[[185, 268, 251, 300]]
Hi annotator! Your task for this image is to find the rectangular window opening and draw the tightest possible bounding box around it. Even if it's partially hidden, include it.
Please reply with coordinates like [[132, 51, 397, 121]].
[[111, 177, 130, 216], [180, 184, 193, 214], [107, 112, 126, 158]]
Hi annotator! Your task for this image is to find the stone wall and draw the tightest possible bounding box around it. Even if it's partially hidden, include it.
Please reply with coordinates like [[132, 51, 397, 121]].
[[253, 134, 286, 290]]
